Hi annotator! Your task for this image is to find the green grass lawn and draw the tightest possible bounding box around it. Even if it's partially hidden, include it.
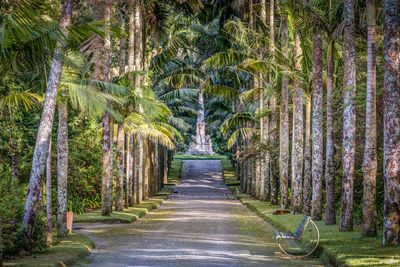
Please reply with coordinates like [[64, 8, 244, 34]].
[[221, 160, 400, 267], [174, 154, 228, 160], [4, 233, 94, 267]]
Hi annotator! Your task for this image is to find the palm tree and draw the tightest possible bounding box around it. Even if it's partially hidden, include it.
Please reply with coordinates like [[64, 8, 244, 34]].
[[57, 91, 68, 237], [362, 0, 377, 237], [278, 4, 289, 210], [382, 0, 400, 246], [340, 0, 356, 232], [21, 0, 73, 240], [311, 30, 323, 221], [291, 30, 304, 214]]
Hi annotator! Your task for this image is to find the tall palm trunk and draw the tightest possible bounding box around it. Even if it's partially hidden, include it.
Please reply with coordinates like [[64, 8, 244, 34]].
[[101, 0, 112, 216], [303, 95, 311, 215], [116, 124, 124, 211], [115, 0, 126, 212], [311, 31, 324, 221], [144, 138, 150, 199], [57, 100, 68, 237], [340, 0, 356, 232], [279, 6, 289, 210], [268, 0, 278, 205], [21, 0, 73, 239], [46, 140, 52, 245], [153, 141, 159, 193], [163, 146, 168, 185], [108, 119, 114, 212], [134, 0, 144, 203], [291, 31, 304, 214], [362, 0, 377, 237], [382, 0, 400, 246], [126, 135, 133, 207], [325, 37, 336, 225]]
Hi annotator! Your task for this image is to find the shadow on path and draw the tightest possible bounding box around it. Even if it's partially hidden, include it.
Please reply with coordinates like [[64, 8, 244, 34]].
[[75, 160, 327, 267]]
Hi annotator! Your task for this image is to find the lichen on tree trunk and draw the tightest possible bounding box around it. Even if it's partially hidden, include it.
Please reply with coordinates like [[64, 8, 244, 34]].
[[57, 100, 68, 237], [340, 0, 357, 232], [382, 0, 400, 246], [291, 31, 304, 214], [362, 0, 377, 237]]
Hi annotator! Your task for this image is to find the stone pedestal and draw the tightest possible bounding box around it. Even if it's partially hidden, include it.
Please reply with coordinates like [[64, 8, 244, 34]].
[[186, 123, 216, 155]]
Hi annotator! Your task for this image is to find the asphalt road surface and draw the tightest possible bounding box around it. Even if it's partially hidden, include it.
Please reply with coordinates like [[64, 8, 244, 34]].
[[76, 160, 326, 267]]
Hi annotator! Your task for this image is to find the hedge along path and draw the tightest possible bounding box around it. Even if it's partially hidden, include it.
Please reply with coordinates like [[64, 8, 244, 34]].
[[74, 160, 325, 266]]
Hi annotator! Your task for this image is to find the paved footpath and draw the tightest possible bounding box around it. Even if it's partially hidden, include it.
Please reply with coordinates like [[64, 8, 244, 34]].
[[76, 160, 327, 267]]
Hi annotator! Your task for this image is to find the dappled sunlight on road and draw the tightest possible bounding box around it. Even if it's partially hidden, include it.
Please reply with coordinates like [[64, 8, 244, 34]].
[[76, 160, 327, 267]]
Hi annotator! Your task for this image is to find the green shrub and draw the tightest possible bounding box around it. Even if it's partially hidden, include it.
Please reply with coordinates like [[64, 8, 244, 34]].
[[0, 179, 46, 258]]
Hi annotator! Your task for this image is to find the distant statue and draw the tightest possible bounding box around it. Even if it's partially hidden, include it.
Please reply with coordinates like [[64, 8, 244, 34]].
[[186, 90, 216, 155]]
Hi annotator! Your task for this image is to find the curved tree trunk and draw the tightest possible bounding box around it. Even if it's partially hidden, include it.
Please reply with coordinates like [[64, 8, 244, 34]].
[[383, 0, 400, 246], [311, 31, 323, 221], [21, 0, 73, 240], [57, 100, 68, 237], [325, 37, 336, 225], [340, 0, 356, 232], [362, 0, 377, 237], [291, 31, 304, 214]]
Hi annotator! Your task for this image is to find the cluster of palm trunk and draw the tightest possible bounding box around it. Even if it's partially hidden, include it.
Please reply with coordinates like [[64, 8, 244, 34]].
[[20, 0, 176, 245], [233, 0, 399, 247]]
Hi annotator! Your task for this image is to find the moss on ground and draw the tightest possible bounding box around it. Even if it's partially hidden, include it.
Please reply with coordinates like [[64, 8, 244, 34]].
[[221, 160, 400, 267], [4, 233, 94, 267]]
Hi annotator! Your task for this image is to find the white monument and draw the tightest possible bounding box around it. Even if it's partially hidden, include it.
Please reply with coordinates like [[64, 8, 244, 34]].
[[186, 89, 216, 155]]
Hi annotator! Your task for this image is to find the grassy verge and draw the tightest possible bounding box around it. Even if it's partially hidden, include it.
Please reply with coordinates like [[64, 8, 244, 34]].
[[4, 233, 94, 267], [165, 157, 183, 185], [221, 158, 240, 186], [74, 198, 166, 224], [174, 154, 228, 160], [221, 160, 400, 266]]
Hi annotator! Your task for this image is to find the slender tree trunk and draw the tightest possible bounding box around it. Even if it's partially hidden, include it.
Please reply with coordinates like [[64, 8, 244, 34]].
[[163, 146, 168, 185], [383, 0, 400, 246], [21, 0, 73, 239], [116, 123, 124, 211], [101, 0, 112, 216], [119, 0, 126, 77], [340, 0, 356, 232], [57, 100, 68, 237], [46, 140, 52, 246], [362, 0, 377, 237], [153, 141, 159, 193], [291, 31, 304, 214], [303, 96, 312, 216], [133, 136, 138, 204], [125, 134, 133, 207], [279, 10, 289, 210], [108, 119, 114, 212], [144, 138, 150, 199], [268, 0, 278, 205], [325, 37, 336, 225], [311, 31, 324, 221]]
